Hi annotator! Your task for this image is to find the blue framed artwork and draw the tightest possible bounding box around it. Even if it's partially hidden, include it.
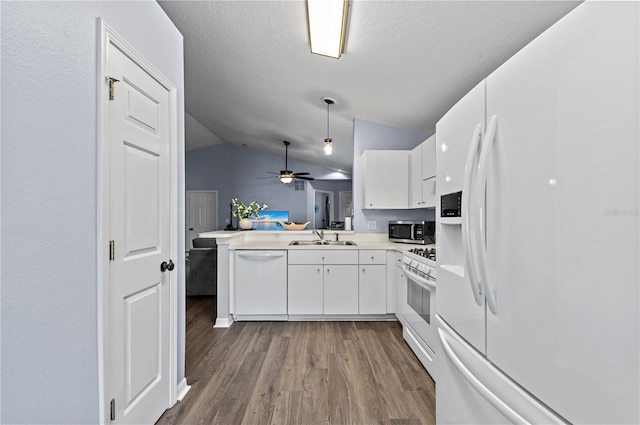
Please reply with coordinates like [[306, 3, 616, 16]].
[[250, 211, 289, 230]]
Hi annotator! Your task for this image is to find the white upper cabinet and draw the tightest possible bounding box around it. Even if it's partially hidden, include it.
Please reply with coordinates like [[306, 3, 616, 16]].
[[361, 150, 409, 209], [409, 134, 436, 208], [422, 134, 436, 179], [409, 144, 423, 208]]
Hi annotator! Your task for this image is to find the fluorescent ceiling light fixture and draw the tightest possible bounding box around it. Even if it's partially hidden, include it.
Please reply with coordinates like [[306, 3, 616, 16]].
[[307, 0, 349, 59]]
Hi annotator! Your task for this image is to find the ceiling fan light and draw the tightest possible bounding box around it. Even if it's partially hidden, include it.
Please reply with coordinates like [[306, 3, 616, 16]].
[[323, 138, 333, 156], [280, 173, 294, 184], [307, 0, 349, 59]]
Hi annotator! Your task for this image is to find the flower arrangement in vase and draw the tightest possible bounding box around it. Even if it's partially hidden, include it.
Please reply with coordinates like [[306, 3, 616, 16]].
[[231, 198, 268, 230]]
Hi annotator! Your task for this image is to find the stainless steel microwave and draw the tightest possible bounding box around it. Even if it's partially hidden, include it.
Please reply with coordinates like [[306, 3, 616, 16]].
[[389, 220, 435, 245]]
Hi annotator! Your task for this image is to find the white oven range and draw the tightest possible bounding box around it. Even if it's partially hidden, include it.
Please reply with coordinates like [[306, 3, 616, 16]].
[[398, 247, 437, 380]]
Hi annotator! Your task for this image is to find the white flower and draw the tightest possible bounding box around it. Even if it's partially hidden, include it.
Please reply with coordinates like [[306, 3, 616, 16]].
[[231, 198, 268, 219]]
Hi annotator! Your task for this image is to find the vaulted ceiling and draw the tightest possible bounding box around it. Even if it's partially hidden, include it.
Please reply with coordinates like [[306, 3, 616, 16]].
[[158, 0, 581, 173]]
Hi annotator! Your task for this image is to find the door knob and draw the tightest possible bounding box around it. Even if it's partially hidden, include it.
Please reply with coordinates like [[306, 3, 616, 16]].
[[160, 260, 175, 272]]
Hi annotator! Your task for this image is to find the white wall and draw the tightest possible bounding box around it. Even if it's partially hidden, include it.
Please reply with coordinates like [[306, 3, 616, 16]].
[[352, 118, 435, 233], [0, 2, 184, 423]]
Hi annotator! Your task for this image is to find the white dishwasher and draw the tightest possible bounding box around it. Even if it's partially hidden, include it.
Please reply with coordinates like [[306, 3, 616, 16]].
[[235, 250, 287, 320]]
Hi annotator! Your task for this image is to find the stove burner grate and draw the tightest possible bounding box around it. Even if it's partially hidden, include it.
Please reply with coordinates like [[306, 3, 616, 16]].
[[407, 247, 436, 261]]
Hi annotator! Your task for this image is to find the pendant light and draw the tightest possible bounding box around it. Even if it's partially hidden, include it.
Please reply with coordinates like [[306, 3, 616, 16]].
[[322, 97, 335, 156]]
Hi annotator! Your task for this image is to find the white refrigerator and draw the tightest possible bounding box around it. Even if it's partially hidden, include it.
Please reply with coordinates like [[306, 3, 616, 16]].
[[435, 2, 639, 424]]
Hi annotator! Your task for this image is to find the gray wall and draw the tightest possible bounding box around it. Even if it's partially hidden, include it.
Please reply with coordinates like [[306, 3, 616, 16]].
[[186, 143, 351, 226], [308, 179, 352, 223], [352, 118, 436, 233], [1, 2, 185, 423]]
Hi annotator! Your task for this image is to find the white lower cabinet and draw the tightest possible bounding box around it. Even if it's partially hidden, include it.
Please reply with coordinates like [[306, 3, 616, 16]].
[[359, 265, 387, 314], [288, 265, 323, 314], [359, 249, 388, 314], [288, 249, 389, 317], [288, 250, 359, 316], [324, 265, 359, 314]]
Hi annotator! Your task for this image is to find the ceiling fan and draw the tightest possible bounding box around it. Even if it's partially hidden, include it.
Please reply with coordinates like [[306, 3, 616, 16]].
[[261, 141, 315, 184]]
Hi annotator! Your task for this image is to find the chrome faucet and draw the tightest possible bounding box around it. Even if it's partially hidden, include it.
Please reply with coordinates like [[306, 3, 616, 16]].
[[313, 230, 324, 241]]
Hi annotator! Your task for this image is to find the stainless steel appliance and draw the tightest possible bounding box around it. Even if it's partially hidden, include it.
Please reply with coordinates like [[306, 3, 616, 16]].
[[388, 220, 434, 245], [398, 247, 437, 380]]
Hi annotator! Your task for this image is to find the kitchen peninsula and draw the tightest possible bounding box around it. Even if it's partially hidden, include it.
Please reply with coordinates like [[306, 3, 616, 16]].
[[198, 229, 411, 328]]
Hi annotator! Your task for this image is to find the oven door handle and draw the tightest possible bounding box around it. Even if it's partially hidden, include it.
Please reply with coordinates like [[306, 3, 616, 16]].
[[404, 265, 436, 291]]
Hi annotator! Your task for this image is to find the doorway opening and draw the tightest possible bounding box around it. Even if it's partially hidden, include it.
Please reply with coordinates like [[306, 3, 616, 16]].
[[313, 190, 334, 229]]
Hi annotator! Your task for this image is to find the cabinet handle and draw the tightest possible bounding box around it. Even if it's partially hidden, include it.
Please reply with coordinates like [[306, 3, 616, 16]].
[[362, 268, 365, 273], [327, 268, 330, 274], [317, 268, 320, 274], [371, 256, 374, 261]]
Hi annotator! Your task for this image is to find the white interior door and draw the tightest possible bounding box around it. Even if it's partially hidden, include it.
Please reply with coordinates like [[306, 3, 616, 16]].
[[186, 190, 218, 249], [108, 43, 172, 424]]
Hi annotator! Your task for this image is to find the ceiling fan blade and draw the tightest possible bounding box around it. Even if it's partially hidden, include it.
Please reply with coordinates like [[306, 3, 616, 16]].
[[295, 175, 315, 181], [265, 171, 279, 175], [256, 176, 277, 179], [294, 172, 310, 175]]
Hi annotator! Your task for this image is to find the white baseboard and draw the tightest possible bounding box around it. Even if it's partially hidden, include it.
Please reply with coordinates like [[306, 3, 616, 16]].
[[176, 377, 191, 402], [213, 316, 232, 328]]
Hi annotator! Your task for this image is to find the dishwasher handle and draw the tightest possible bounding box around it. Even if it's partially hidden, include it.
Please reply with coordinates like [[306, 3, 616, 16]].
[[236, 251, 286, 260]]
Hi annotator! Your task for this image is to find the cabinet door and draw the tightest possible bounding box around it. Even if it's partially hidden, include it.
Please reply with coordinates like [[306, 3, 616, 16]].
[[422, 134, 436, 179], [409, 144, 423, 208], [362, 150, 409, 209], [422, 177, 436, 208], [323, 265, 358, 314], [288, 265, 323, 315], [321, 249, 358, 264], [359, 265, 386, 314], [288, 250, 325, 264], [358, 249, 386, 265]]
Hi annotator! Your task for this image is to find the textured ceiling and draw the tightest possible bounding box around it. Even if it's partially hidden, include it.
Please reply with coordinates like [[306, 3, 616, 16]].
[[158, 0, 581, 173]]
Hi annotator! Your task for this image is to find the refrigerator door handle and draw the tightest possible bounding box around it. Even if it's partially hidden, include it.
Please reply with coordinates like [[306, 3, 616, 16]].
[[462, 123, 484, 305], [438, 326, 528, 424], [474, 114, 498, 314]]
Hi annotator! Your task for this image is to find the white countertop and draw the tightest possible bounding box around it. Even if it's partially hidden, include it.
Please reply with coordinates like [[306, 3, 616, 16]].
[[196, 229, 424, 252]]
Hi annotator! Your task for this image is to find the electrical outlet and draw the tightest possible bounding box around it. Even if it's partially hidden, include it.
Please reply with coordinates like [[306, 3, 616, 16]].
[[367, 221, 377, 230], [274, 233, 282, 239]]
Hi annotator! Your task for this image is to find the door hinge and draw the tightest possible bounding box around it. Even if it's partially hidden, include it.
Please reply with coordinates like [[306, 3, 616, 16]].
[[110, 398, 116, 421], [109, 240, 115, 261], [107, 77, 120, 100]]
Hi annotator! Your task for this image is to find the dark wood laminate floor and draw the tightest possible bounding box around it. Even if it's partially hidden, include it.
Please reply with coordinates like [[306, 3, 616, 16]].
[[158, 297, 436, 425]]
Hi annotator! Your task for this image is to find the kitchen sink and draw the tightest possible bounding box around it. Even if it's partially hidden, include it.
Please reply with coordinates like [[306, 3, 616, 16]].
[[288, 240, 357, 246]]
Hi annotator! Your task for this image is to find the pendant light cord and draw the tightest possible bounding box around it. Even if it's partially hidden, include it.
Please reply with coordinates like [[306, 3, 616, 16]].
[[326, 101, 330, 139]]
